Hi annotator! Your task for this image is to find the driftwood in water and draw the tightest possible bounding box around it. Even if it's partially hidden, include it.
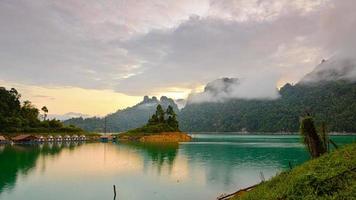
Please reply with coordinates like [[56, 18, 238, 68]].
[[113, 185, 117, 200], [217, 183, 260, 200]]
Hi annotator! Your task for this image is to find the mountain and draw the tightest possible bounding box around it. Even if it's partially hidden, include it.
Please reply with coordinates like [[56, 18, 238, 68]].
[[65, 58, 356, 133], [300, 57, 356, 83], [187, 77, 241, 103], [179, 58, 356, 132], [174, 99, 187, 110], [49, 112, 90, 121], [179, 80, 356, 132], [63, 96, 178, 132]]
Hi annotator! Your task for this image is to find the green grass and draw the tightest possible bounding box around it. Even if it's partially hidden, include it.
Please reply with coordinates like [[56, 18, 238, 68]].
[[232, 143, 356, 200]]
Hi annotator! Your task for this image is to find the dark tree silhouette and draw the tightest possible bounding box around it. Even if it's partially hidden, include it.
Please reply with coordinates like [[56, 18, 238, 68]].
[[41, 106, 49, 121], [300, 116, 327, 158], [155, 105, 165, 123]]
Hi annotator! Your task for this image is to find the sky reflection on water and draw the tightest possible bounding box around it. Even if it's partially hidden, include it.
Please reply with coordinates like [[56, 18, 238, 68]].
[[0, 134, 355, 200]]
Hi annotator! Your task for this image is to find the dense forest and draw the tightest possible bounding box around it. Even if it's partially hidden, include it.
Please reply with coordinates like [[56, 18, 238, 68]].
[[64, 80, 356, 133], [64, 96, 178, 132], [0, 87, 83, 134], [179, 80, 356, 132]]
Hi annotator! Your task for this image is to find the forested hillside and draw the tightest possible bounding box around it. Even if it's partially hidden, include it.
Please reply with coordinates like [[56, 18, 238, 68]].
[[0, 87, 83, 133], [64, 96, 178, 132], [65, 80, 356, 133], [179, 80, 356, 132]]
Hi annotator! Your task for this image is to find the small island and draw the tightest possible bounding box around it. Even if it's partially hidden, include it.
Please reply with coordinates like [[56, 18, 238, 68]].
[[118, 105, 192, 142]]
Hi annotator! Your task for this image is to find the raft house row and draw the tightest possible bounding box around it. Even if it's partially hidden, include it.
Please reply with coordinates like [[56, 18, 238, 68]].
[[0, 134, 87, 144]]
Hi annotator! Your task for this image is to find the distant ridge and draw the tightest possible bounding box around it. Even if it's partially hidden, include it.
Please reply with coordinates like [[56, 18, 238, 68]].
[[178, 58, 356, 133], [64, 96, 178, 132], [65, 59, 356, 133], [179, 79, 356, 132]]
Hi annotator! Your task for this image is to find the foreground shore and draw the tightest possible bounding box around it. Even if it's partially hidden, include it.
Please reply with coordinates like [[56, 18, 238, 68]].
[[118, 132, 192, 142], [230, 142, 356, 200]]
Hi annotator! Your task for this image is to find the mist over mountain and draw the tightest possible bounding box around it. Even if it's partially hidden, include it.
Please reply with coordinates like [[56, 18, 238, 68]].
[[174, 99, 187, 110], [65, 58, 356, 133], [49, 112, 90, 121], [300, 56, 356, 84], [188, 76, 280, 103], [179, 59, 356, 132], [188, 78, 239, 103], [179, 80, 356, 132], [64, 96, 178, 132]]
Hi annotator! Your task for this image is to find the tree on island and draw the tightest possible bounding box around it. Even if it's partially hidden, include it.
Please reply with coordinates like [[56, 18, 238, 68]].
[[166, 105, 179, 130], [156, 104, 165, 123], [127, 105, 180, 134], [147, 105, 179, 131]]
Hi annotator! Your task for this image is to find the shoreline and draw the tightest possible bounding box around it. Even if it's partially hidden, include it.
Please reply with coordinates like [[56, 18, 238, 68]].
[[118, 132, 192, 142], [229, 143, 356, 200], [188, 132, 356, 136]]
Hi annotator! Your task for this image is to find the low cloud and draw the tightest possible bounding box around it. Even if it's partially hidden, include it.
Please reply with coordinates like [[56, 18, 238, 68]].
[[49, 112, 91, 121], [188, 76, 280, 103], [300, 56, 356, 84]]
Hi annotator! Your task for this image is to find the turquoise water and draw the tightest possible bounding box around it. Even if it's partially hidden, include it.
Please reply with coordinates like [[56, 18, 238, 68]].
[[0, 134, 355, 200]]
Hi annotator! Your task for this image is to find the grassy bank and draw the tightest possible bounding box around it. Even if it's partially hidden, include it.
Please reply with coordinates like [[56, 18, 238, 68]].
[[232, 142, 356, 200]]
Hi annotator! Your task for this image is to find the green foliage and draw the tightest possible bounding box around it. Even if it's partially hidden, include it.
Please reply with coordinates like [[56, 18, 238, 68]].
[[156, 104, 165, 123], [41, 106, 48, 120], [180, 81, 356, 132], [148, 114, 159, 125], [64, 80, 356, 133], [0, 87, 83, 134], [63, 117, 104, 132], [126, 123, 177, 135], [166, 105, 179, 129], [232, 143, 356, 200], [300, 116, 327, 158], [126, 104, 180, 134]]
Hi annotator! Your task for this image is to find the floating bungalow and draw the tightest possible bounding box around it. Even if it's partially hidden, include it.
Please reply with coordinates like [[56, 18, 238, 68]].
[[55, 135, 62, 142], [12, 134, 38, 143], [36, 135, 45, 142], [0, 135, 7, 144], [79, 135, 86, 141], [64, 135, 71, 141], [47, 135, 54, 142], [72, 135, 79, 141], [100, 135, 114, 142]]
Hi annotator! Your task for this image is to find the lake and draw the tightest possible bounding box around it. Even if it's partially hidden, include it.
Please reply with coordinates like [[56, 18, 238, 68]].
[[0, 134, 355, 200]]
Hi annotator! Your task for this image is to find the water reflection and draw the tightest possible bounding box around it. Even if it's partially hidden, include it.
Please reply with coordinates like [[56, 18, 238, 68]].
[[119, 142, 179, 174], [0, 135, 354, 200], [181, 142, 308, 188], [0, 142, 84, 194]]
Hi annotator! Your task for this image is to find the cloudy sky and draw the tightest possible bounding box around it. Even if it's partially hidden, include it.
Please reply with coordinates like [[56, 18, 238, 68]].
[[1, 0, 355, 116]]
